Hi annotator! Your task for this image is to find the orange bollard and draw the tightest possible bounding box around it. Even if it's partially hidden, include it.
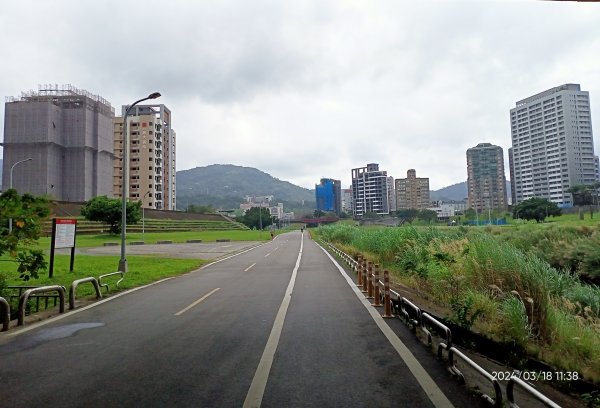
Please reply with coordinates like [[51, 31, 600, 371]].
[[362, 260, 369, 293], [367, 263, 374, 299], [382, 270, 393, 318], [373, 264, 381, 306], [356, 255, 363, 287]]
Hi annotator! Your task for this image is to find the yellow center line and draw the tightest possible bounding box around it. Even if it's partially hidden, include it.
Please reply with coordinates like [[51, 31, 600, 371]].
[[244, 263, 257, 272], [174, 288, 221, 316]]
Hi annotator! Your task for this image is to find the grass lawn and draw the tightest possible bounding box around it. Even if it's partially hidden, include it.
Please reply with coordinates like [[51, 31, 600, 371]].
[[35, 229, 271, 250], [2, 254, 207, 299]]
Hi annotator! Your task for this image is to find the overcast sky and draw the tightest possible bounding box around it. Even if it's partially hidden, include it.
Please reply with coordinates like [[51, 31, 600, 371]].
[[2, 0, 600, 190]]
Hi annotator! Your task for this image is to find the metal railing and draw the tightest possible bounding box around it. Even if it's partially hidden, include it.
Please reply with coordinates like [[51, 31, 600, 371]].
[[18, 286, 66, 326], [448, 346, 503, 407], [507, 377, 562, 408], [98, 271, 124, 292], [0, 296, 10, 331], [69, 277, 103, 310]]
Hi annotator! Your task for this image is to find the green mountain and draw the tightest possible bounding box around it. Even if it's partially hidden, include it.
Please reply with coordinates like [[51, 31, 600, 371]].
[[176, 164, 315, 212], [430, 180, 512, 202], [430, 182, 468, 202]]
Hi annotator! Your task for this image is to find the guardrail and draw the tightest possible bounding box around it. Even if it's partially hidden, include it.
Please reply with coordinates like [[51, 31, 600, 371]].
[[69, 277, 103, 310], [0, 296, 10, 331], [421, 312, 452, 360], [18, 286, 66, 326], [323, 241, 561, 408], [448, 346, 503, 407], [507, 376, 561, 408], [98, 271, 124, 292]]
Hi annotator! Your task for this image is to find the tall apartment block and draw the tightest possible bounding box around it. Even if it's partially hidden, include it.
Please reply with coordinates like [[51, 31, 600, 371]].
[[467, 143, 508, 212], [315, 178, 342, 215], [387, 176, 397, 212], [395, 169, 430, 210], [341, 188, 353, 214], [2, 85, 114, 201], [351, 163, 389, 217], [113, 104, 176, 210], [510, 84, 597, 207]]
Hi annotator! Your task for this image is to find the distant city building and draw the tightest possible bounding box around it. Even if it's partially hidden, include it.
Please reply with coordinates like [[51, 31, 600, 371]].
[[387, 176, 396, 212], [113, 104, 176, 210], [341, 188, 353, 214], [315, 178, 342, 215], [351, 163, 389, 217], [510, 84, 597, 207], [269, 202, 284, 219], [395, 169, 430, 210], [2, 84, 114, 201], [467, 143, 508, 212], [240, 195, 273, 213]]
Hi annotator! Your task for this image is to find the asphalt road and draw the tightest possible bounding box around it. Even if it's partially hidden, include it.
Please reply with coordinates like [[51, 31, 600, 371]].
[[0, 231, 484, 407]]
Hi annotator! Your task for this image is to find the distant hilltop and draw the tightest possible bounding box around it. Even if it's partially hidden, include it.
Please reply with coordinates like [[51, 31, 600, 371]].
[[430, 180, 511, 202], [176, 164, 315, 212]]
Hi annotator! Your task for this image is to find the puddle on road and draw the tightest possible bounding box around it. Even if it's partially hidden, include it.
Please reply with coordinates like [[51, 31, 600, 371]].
[[0, 322, 104, 355]]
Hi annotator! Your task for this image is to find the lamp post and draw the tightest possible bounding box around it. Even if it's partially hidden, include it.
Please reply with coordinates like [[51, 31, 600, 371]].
[[119, 92, 161, 272], [8, 157, 33, 233]]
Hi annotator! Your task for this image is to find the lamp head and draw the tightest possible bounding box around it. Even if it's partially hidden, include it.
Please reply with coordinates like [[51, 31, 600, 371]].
[[148, 92, 161, 99]]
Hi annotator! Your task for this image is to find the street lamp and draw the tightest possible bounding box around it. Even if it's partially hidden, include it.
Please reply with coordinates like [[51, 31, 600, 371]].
[[119, 92, 161, 272], [8, 157, 33, 233]]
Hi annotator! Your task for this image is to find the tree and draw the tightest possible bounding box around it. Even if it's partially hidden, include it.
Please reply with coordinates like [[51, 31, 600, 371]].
[[237, 207, 274, 230], [81, 196, 141, 234], [512, 197, 561, 223], [313, 209, 325, 218], [417, 209, 438, 223], [396, 208, 419, 223], [568, 184, 596, 220], [0, 189, 50, 281]]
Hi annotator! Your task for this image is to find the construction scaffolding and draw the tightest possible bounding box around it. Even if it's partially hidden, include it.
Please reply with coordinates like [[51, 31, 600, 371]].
[[5, 84, 114, 116]]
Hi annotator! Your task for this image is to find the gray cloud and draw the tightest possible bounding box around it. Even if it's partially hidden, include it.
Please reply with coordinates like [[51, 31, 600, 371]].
[[2, 1, 600, 190]]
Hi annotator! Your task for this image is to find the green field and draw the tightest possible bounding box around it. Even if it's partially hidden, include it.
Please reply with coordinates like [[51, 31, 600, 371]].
[[1, 228, 273, 302], [34, 229, 271, 250]]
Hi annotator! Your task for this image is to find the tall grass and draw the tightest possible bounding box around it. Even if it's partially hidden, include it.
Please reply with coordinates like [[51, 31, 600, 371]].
[[317, 223, 600, 383]]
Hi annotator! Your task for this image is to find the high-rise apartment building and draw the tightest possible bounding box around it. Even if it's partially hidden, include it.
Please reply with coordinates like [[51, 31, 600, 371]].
[[315, 178, 342, 215], [2, 85, 114, 201], [395, 169, 430, 210], [341, 188, 353, 214], [510, 84, 597, 207], [113, 104, 176, 210], [387, 176, 396, 212], [351, 163, 389, 217], [467, 143, 507, 212]]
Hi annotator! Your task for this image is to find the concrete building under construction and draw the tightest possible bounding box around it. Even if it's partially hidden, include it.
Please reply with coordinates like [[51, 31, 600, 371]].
[[2, 84, 115, 201], [113, 104, 176, 210]]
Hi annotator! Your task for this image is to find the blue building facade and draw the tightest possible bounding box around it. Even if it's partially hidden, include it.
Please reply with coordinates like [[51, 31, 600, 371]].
[[316, 178, 342, 215]]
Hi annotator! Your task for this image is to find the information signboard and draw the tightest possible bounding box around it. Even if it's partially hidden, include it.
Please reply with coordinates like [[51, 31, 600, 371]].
[[49, 218, 78, 277], [55, 218, 77, 249]]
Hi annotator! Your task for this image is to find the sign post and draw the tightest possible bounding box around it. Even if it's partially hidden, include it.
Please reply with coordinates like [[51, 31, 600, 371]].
[[49, 218, 77, 278]]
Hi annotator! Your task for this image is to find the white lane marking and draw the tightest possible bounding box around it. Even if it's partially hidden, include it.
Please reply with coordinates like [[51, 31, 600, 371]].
[[243, 234, 304, 408], [221, 245, 233, 248], [174, 288, 221, 316], [245, 263, 257, 272], [318, 244, 455, 408], [2, 241, 275, 340], [264, 252, 271, 258]]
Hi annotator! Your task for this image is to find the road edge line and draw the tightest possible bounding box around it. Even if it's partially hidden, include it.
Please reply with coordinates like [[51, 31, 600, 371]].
[[317, 243, 454, 408]]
